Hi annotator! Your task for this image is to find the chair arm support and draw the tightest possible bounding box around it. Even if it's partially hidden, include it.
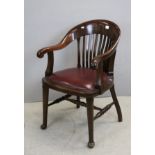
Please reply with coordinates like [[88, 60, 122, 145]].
[[91, 41, 118, 68], [91, 42, 118, 92]]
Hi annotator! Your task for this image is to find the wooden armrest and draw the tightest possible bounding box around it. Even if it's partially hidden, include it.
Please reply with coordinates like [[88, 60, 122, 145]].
[[37, 33, 73, 58], [37, 44, 61, 58]]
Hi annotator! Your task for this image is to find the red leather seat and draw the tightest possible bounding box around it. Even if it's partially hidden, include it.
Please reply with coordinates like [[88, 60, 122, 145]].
[[43, 68, 113, 96]]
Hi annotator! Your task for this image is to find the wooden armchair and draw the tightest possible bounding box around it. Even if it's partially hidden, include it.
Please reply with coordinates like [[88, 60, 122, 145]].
[[37, 19, 122, 148]]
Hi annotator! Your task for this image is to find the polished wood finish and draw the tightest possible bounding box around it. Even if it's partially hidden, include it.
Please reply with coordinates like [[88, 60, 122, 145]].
[[37, 19, 122, 148]]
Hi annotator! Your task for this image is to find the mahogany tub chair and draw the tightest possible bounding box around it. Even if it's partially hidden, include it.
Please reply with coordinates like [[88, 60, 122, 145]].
[[37, 19, 122, 148]]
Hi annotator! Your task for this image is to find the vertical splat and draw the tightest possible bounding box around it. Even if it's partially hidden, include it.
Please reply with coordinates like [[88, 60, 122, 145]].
[[97, 34, 103, 55], [77, 38, 81, 68], [105, 37, 111, 52], [89, 35, 93, 67], [82, 36, 86, 67], [100, 35, 106, 53], [86, 35, 89, 68], [93, 34, 98, 58]]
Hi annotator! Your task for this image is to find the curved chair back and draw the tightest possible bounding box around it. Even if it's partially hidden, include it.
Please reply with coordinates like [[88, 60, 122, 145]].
[[62, 20, 120, 73]]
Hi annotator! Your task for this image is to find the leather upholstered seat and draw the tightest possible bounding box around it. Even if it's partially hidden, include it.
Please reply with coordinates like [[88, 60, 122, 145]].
[[43, 68, 113, 96]]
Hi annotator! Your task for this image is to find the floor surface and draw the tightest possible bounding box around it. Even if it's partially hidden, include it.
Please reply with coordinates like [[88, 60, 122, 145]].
[[25, 96, 131, 155]]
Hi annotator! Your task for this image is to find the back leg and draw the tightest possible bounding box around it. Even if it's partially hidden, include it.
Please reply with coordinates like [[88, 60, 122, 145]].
[[86, 97, 95, 148], [76, 96, 80, 108], [110, 85, 123, 122]]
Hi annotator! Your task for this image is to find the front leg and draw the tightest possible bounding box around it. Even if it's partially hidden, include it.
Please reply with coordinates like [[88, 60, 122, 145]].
[[86, 97, 95, 148], [40, 82, 49, 129]]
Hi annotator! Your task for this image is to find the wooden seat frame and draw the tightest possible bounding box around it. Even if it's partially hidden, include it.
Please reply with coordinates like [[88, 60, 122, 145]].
[[37, 19, 122, 148]]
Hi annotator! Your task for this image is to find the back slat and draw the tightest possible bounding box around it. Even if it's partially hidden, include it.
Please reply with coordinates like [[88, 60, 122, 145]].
[[101, 35, 106, 53], [97, 34, 103, 55], [82, 36, 85, 67], [78, 34, 113, 68], [93, 34, 98, 58], [86, 36, 89, 68], [77, 38, 81, 67], [89, 35, 93, 67], [105, 37, 111, 52]]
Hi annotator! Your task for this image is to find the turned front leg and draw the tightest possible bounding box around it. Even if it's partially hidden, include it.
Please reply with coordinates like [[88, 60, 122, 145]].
[[40, 82, 49, 129], [86, 97, 95, 148]]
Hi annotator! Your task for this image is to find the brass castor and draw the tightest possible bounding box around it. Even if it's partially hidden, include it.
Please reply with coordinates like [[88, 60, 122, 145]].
[[40, 124, 47, 129], [88, 142, 95, 148]]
